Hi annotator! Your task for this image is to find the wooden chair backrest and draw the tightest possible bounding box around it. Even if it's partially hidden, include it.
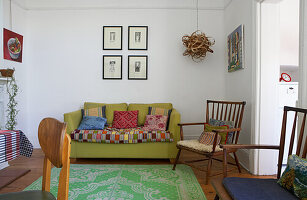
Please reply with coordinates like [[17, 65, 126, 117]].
[[277, 106, 307, 178], [206, 100, 246, 144], [38, 118, 71, 200]]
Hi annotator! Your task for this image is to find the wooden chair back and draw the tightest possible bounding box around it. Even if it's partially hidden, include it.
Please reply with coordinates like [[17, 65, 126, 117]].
[[277, 106, 307, 178], [206, 100, 246, 144], [38, 118, 71, 200]]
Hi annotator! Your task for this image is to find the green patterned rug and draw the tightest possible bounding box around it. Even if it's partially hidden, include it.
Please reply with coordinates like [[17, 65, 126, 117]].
[[24, 164, 206, 200]]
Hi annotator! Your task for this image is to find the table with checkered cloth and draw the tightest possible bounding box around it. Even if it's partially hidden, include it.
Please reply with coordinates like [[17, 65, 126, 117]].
[[0, 130, 33, 164]]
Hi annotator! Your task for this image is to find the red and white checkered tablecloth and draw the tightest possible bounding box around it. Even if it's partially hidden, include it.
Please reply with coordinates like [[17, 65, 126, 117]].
[[0, 130, 33, 164]]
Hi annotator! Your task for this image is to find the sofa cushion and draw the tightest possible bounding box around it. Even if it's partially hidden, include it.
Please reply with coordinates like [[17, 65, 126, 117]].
[[84, 102, 128, 124], [142, 115, 168, 131], [209, 118, 235, 144], [198, 131, 221, 145], [82, 106, 106, 118], [204, 123, 229, 144], [223, 177, 298, 200], [112, 110, 138, 129], [77, 116, 107, 130], [148, 107, 172, 130], [128, 103, 173, 126], [278, 155, 307, 199]]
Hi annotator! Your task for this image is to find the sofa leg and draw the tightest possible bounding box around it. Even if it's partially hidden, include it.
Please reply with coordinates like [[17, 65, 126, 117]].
[[214, 194, 220, 200], [172, 149, 181, 170], [70, 158, 77, 163], [169, 158, 176, 164]]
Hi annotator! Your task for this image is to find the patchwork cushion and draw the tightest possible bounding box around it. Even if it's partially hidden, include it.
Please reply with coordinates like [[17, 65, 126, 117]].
[[198, 131, 221, 145], [112, 110, 138, 129], [209, 118, 235, 144], [177, 140, 222, 152], [148, 107, 172, 130], [278, 155, 307, 199], [142, 115, 168, 131], [77, 116, 107, 130], [223, 177, 298, 200], [204, 123, 229, 144]]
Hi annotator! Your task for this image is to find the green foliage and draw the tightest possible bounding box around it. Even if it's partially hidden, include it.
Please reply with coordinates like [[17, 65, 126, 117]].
[[6, 74, 19, 130]]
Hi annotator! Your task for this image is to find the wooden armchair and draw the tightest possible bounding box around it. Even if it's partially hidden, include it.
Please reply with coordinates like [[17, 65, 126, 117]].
[[0, 118, 71, 200], [212, 106, 307, 200], [172, 100, 246, 184]]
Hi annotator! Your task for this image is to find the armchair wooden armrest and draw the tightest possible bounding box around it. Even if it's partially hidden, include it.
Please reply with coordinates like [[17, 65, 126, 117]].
[[212, 128, 241, 133], [221, 144, 280, 150], [177, 122, 205, 140], [178, 122, 205, 126]]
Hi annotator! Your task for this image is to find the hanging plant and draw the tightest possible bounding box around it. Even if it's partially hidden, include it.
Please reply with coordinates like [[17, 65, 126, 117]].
[[182, 31, 215, 62], [182, 0, 215, 62], [6, 72, 19, 130]]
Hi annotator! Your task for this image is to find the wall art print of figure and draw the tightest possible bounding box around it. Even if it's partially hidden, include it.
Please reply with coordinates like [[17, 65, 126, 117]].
[[227, 24, 244, 72]]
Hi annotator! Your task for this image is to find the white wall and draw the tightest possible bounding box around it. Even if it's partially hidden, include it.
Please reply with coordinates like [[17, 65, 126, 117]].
[[280, 0, 299, 66], [1, 0, 29, 139], [22, 7, 226, 147], [224, 0, 254, 170]]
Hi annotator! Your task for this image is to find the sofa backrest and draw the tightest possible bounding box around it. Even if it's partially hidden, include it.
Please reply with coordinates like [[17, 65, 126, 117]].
[[84, 102, 173, 126]]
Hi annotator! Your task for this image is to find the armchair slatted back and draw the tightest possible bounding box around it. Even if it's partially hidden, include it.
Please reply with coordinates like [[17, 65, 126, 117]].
[[277, 106, 307, 178], [206, 100, 246, 144]]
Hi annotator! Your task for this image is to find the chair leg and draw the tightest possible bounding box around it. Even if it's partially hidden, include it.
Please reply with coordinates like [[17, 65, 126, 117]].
[[233, 152, 241, 173], [172, 149, 181, 170], [214, 194, 220, 200], [205, 157, 213, 185]]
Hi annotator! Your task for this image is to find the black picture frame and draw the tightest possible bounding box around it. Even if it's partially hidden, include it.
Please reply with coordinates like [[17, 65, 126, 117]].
[[103, 26, 123, 50], [103, 55, 122, 80], [128, 55, 148, 80], [128, 26, 148, 50]]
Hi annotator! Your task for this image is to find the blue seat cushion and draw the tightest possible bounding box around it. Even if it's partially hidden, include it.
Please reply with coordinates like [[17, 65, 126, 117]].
[[223, 177, 298, 200]]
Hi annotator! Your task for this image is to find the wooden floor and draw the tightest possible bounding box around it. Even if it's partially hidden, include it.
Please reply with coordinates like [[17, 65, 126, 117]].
[[0, 149, 275, 200]]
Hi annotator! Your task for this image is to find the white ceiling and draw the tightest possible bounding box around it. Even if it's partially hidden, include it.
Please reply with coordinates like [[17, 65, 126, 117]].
[[12, 0, 232, 10]]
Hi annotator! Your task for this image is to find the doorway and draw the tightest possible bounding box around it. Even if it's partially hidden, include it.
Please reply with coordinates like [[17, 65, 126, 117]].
[[256, 0, 300, 175]]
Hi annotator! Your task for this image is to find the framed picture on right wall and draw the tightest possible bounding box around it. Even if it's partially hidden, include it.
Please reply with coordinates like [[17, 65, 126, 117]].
[[227, 24, 244, 72]]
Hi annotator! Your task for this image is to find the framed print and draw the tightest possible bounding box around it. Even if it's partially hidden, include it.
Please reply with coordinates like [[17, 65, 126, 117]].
[[227, 24, 244, 72], [128, 55, 148, 80], [103, 55, 122, 79], [128, 26, 148, 50], [103, 26, 122, 50], [3, 28, 23, 63]]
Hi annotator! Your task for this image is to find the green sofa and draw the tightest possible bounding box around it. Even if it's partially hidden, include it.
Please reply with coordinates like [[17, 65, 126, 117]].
[[64, 102, 181, 160]]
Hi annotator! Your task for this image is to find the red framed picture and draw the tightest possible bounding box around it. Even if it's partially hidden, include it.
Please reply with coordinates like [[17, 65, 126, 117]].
[[3, 28, 23, 63]]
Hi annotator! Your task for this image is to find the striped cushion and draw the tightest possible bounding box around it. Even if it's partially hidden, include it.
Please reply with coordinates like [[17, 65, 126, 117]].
[[82, 106, 106, 118], [198, 131, 221, 145]]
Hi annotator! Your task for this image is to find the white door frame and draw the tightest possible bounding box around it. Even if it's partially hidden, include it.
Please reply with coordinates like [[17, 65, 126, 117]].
[[252, 0, 306, 175]]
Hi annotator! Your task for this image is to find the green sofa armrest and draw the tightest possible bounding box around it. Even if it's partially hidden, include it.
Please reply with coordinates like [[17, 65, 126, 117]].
[[64, 109, 82, 134], [168, 109, 181, 142]]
